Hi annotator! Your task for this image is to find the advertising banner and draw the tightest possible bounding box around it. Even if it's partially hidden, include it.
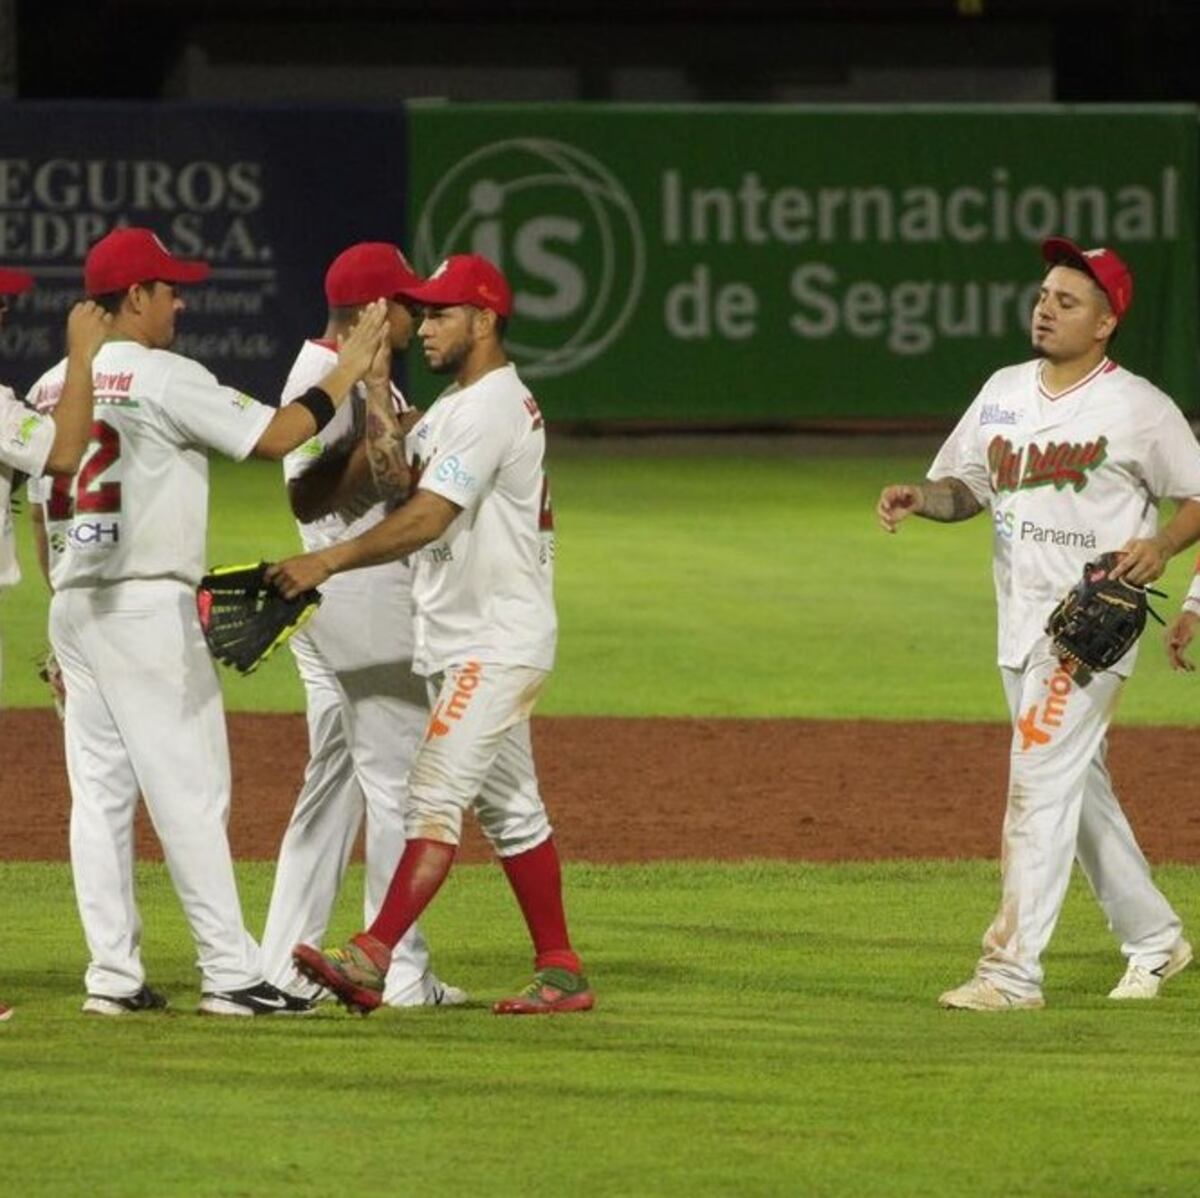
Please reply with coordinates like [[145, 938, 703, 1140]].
[[0, 102, 409, 403], [406, 105, 1198, 422]]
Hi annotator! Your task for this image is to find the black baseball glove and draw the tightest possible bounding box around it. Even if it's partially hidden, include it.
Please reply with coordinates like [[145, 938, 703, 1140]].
[[1046, 551, 1165, 674], [196, 562, 321, 675]]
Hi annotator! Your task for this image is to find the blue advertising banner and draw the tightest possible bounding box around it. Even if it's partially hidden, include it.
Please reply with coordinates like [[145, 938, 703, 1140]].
[[0, 102, 409, 403]]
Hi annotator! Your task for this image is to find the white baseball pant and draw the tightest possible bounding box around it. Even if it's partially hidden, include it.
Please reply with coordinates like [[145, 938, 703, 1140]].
[[259, 570, 436, 1004], [50, 579, 261, 997], [406, 660, 552, 855], [976, 636, 1181, 998]]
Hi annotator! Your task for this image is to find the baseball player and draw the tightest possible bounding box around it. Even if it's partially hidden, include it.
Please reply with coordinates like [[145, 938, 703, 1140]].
[[259, 242, 465, 1007], [271, 254, 594, 1016], [0, 269, 110, 1023], [26, 227, 387, 1017], [878, 237, 1200, 1010]]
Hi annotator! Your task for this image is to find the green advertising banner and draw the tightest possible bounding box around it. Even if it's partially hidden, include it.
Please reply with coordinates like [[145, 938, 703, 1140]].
[[406, 104, 1198, 424]]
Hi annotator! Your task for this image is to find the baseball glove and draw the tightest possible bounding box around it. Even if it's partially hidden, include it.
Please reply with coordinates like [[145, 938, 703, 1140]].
[[196, 562, 321, 675], [1046, 551, 1165, 674]]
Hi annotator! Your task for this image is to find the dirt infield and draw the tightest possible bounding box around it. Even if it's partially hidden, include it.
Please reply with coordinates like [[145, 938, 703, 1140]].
[[4, 709, 1200, 863]]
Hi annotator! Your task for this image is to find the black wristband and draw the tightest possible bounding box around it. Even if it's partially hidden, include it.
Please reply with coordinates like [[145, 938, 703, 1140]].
[[295, 386, 336, 432]]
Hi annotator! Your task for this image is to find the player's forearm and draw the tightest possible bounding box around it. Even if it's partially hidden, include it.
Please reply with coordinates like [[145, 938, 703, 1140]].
[[363, 384, 412, 506], [289, 441, 375, 523], [915, 478, 983, 523], [1153, 498, 1200, 559], [321, 492, 456, 575], [43, 349, 96, 475]]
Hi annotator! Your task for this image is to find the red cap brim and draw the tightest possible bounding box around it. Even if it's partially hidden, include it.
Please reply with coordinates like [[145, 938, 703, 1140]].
[[160, 260, 212, 285], [0, 267, 34, 295], [1041, 236, 1085, 267]]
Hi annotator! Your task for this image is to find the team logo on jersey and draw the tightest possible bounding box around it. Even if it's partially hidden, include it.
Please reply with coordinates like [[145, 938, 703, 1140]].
[[413, 138, 644, 379], [979, 403, 1021, 426], [1017, 663, 1074, 751], [14, 414, 41, 446], [426, 660, 483, 738], [433, 454, 477, 493], [66, 520, 120, 549], [988, 434, 1108, 494], [230, 392, 254, 411]]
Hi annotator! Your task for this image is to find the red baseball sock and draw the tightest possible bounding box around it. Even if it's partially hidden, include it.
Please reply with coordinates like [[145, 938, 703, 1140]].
[[499, 837, 581, 974], [366, 838, 457, 951]]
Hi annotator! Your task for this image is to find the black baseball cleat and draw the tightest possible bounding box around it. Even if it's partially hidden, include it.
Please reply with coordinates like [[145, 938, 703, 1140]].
[[197, 981, 316, 1017], [82, 984, 170, 1017]]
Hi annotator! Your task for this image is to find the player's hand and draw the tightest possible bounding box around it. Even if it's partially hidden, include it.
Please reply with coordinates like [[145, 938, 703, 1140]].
[[266, 552, 334, 599], [336, 300, 388, 379], [1111, 535, 1172, 585], [1165, 610, 1199, 672], [876, 484, 923, 533], [364, 330, 392, 394], [66, 301, 112, 361]]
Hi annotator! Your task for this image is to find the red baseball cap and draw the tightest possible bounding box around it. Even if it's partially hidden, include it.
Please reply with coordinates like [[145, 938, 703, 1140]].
[[1041, 236, 1133, 321], [0, 267, 33, 295], [84, 227, 211, 296], [400, 254, 513, 318], [325, 242, 423, 306]]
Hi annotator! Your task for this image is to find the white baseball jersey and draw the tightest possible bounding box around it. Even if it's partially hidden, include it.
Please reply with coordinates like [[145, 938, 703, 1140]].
[[0, 385, 54, 588], [406, 363, 555, 676], [930, 356, 1200, 674], [27, 343, 274, 589]]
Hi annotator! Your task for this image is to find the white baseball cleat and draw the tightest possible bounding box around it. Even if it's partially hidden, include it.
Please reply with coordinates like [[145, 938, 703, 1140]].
[[387, 971, 469, 1008], [938, 976, 1045, 1011], [1109, 938, 1193, 1000]]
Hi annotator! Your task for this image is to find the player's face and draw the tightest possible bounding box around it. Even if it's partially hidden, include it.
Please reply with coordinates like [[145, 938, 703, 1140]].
[[142, 281, 184, 349], [1031, 266, 1114, 362], [386, 298, 418, 351], [417, 304, 475, 375]]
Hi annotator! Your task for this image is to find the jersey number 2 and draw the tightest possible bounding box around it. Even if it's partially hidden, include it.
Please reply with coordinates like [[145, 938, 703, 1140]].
[[46, 420, 122, 519]]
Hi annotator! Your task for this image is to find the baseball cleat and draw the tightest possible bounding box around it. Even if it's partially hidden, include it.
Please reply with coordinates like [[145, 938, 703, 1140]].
[[82, 984, 170, 1016], [292, 938, 386, 1015], [197, 980, 315, 1017], [938, 976, 1045, 1011], [387, 970, 470, 1009], [1109, 938, 1193, 1000], [492, 967, 595, 1015], [0, 1003, 12, 1022]]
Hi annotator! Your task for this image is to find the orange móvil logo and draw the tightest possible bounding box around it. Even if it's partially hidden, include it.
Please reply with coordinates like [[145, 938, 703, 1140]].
[[426, 660, 483, 739], [1017, 665, 1073, 751]]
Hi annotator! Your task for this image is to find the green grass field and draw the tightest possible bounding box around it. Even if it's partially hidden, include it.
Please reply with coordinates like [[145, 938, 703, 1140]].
[[5, 444, 1200, 720], [3, 860, 1200, 1197], [4, 442, 1200, 1196]]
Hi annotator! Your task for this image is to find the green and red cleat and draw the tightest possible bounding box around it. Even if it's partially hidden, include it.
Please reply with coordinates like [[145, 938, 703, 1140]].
[[292, 936, 387, 1015], [492, 967, 595, 1015]]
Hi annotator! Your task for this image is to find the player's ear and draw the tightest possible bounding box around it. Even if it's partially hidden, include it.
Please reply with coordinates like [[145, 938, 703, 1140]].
[[474, 307, 499, 339]]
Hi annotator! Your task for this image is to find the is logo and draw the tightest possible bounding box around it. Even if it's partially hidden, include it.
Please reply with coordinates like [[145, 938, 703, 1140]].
[[413, 138, 645, 379]]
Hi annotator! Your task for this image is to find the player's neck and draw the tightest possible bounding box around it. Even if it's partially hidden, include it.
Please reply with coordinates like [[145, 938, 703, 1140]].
[[455, 344, 509, 389], [1039, 348, 1108, 397], [107, 314, 153, 348]]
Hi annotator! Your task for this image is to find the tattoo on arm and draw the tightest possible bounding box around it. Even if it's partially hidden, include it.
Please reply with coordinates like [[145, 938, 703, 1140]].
[[364, 393, 411, 506], [917, 478, 983, 523]]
